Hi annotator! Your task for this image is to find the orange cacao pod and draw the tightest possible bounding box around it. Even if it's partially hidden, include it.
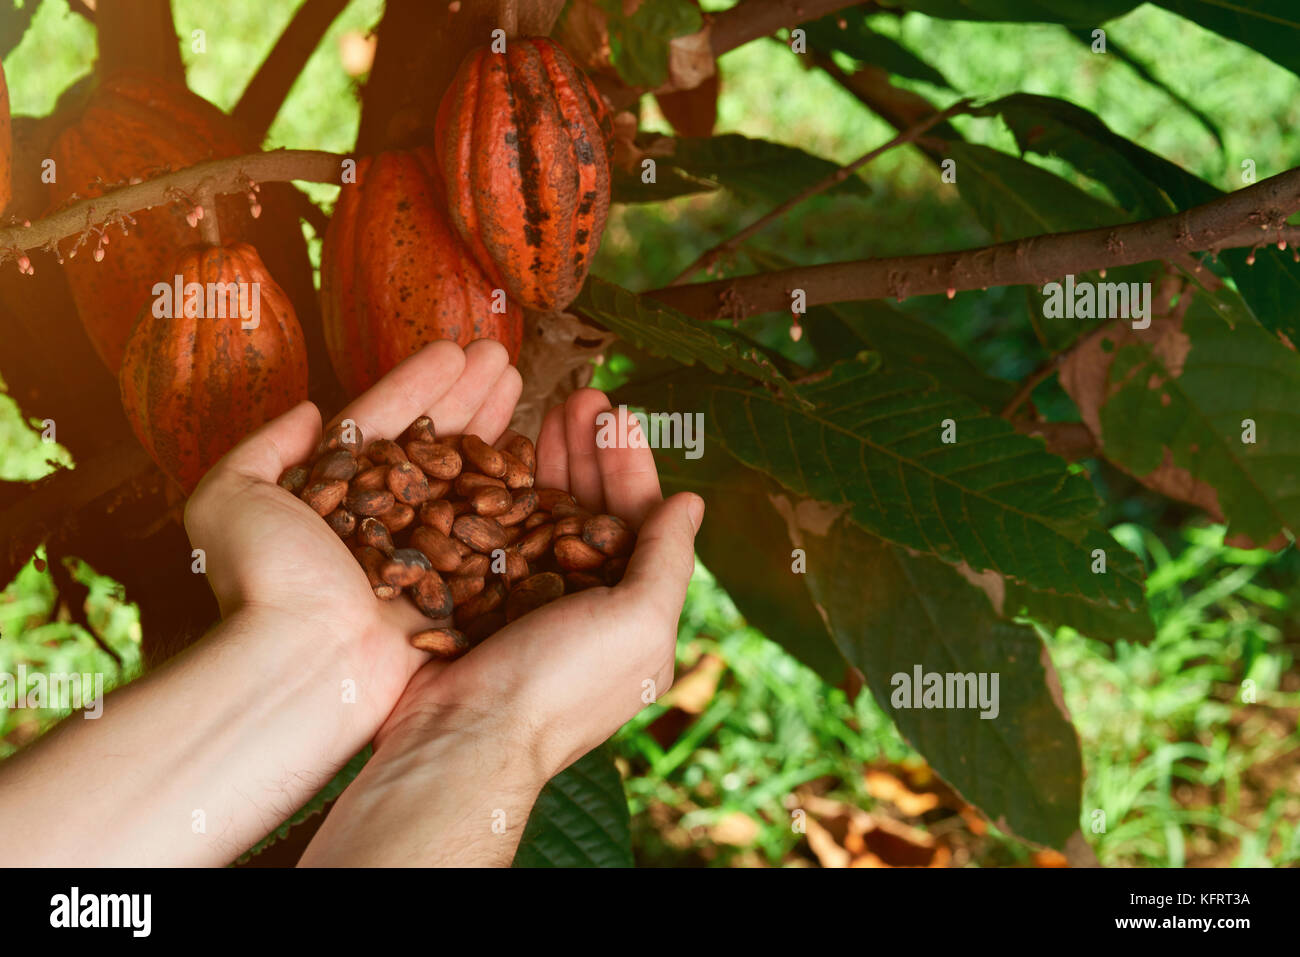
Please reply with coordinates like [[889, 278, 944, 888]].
[[119, 243, 309, 493], [47, 72, 257, 372], [434, 37, 613, 312], [320, 147, 523, 397]]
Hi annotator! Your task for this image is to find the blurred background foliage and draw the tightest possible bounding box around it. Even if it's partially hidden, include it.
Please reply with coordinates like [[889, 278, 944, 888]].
[[2, 0, 1298, 866]]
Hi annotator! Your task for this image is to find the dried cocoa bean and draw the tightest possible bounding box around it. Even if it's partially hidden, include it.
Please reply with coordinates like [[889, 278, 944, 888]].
[[351, 465, 389, 491], [565, 571, 605, 592], [346, 488, 396, 517], [506, 572, 565, 622], [455, 472, 506, 496], [537, 488, 576, 511], [318, 421, 363, 456], [554, 535, 605, 571], [504, 434, 536, 473], [454, 580, 506, 627], [367, 438, 408, 466], [357, 516, 395, 554], [409, 627, 468, 658], [500, 450, 534, 489], [354, 545, 399, 600], [410, 570, 454, 619], [523, 511, 551, 530], [402, 415, 437, 445], [311, 449, 358, 483], [406, 441, 462, 480], [454, 553, 491, 578], [278, 465, 309, 494], [461, 434, 506, 477], [324, 508, 356, 538], [503, 549, 530, 585], [451, 500, 474, 516], [381, 548, 433, 587], [302, 480, 348, 516], [497, 490, 539, 527], [410, 526, 464, 573], [554, 515, 586, 537], [448, 575, 486, 606], [582, 514, 633, 557], [379, 502, 415, 533], [387, 461, 434, 505], [516, 523, 555, 561], [470, 486, 512, 517], [551, 501, 591, 520], [452, 515, 508, 553], [419, 499, 455, 535]]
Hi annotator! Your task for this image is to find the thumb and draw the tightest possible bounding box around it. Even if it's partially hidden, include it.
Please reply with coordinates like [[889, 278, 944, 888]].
[[620, 492, 704, 610]]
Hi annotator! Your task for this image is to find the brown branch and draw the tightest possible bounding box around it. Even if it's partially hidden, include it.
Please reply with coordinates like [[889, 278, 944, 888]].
[[233, 0, 351, 144], [0, 150, 345, 262], [669, 98, 972, 285], [644, 165, 1300, 319]]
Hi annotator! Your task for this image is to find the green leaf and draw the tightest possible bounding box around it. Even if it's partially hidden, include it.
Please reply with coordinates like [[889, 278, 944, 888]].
[[1005, 574, 1154, 643], [1153, 0, 1300, 82], [0, 0, 40, 59], [611, 161, 718, 204], [883, 0, 1138, 25], [642, 359, 1146, 611], [237, 747, 371, 863], [791, 510, 1083, 849], [513, 745, 633, 867], [653, 448, 849, 686], [576, 277, 806, 403], [667, 134, 871, 204], [1096, 294, 1300, 545], [595, 0, 702, 88], [800, 15, 949, 87]]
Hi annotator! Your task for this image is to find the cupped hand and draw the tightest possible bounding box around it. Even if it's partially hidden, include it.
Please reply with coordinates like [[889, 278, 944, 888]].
[[369, 387, 704, 782], [183, 340, 522, 720]]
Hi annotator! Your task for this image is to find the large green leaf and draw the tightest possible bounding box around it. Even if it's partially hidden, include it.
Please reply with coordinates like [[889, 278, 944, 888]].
[[800, 15, 949, 87], [1154, 0, 1300, 82], [790, 510, 1083, 848], [576, 278, 805, 403], [883, 0, 1137, 25], [592, 0, 702, 88], [640, 359, 1146, 611], [1093, 295, 1300, 545], [513, 745, 633, 867]]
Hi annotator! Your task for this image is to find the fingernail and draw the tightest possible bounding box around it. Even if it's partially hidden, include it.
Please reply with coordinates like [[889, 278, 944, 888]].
[[686, 493, 705, 532]]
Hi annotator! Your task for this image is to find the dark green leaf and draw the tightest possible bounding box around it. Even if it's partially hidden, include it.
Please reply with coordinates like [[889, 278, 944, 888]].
[[0, 0, 40, 59], [886, 0, 1137, 25], [594, 0, 702, 88], [800, 15, 949, 87], [513, 745, 633, 867], [668, 134, 871, 204], [1153, 0, 1300, 81]]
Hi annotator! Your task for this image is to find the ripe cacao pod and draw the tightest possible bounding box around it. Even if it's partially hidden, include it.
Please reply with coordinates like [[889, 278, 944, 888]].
[[434, 36, 613, 312], [320, 147, 522, 396], [0, 60, 10, 214], [119, 242, 309, 493], [48, 71, 257, 372]]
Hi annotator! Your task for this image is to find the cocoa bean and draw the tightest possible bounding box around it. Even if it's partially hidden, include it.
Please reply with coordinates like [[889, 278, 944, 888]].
[[387, 461, 434, 505], [367, 438, 408, 466], [516, 523, 555, 561], [565, 571, 605, 592], [379, 502, 415, 533], [409, 627, 468, 658], [554, 535, 605, 571], [410, 570, 454, 619], [537, 488, 576, 511], [351, 465, 389, 491], [318, 421, 363, 455], [381, 548, 433, 587], [523, 511, 551, 530], [410, 526, 464, 573], [461, 434, 507, 477], [324, 508, 356, 538], [454, 580, 506, 627], [355, 455, 375, 471], [500, 450, 534, 489], [311, 448, 358, 483], [497, 490, 539, 527], [346, 488, 396, 517], [426, 478, 452, 500], [419, 499, 455, 535], [503, 549, 530, 585], [506, 572, 565, 621], [454, 553, 492, 578], [555, 515, 586, 537], [455, 472, 507, 496], [451, 500, 474, 516], [582, 514, 633, 557], [551, 501, 592, 520], [448, 575, 486, 606], [357, 516, 395, 554], [470, 485, 512, 517], [354, 545, 399, 600], [406, 441, 462, 480], [502, 524, 524, 545], [278, 465, 309, 495], [504, 434, 536, 473], [452, 515, 509, 553], [302, 480, 348, 516], [402, 415, 437, 445]]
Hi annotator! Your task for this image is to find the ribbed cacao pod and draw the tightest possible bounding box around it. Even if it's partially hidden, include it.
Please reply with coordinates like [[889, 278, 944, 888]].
[[434, 37, 613, 312], [0, 60, 10, 214], [119, 242, 309, 493], [320, 147, 522, 397], [47, 72, 257, 372]]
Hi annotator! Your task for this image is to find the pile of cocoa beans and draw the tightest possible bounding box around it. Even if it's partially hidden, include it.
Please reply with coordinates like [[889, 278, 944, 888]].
[[277, 417, 634, 658]]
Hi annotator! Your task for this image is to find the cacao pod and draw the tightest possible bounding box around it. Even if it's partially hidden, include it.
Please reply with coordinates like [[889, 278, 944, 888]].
[[320, 147, 522, 396], [0, 60, 10, 214], [434, 36, 612, 312], [47, 71, 257, 372], [119, 242, 309, 493]]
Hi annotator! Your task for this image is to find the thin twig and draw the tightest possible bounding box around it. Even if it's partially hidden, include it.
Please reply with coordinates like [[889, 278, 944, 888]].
[[669, 98, 972, 286]]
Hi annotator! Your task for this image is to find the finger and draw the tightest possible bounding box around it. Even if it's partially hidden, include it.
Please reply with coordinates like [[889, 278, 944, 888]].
[[564, 388, 611, 512], [329, 340, 467, 441], [427, 339, 511, 435], [208, 400, 323, 485], [620, 492, 704, 613], [595, 407, 662, 528], [534, 403, 569, 492], [462, 363, 522, 444]]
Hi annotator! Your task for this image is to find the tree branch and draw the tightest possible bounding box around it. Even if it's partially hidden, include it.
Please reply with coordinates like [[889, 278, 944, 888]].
[[233, 0, 351, 144], [644, 165, 1300, 319], [0, 150, 345, 262]]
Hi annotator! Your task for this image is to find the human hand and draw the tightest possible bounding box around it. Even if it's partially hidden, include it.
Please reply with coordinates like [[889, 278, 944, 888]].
[[183, 339, 522, 724]]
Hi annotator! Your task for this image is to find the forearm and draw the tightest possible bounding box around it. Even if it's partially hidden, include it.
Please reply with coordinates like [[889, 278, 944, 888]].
[[0, 607, 376, 866], [299, 708, 545, 867]]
